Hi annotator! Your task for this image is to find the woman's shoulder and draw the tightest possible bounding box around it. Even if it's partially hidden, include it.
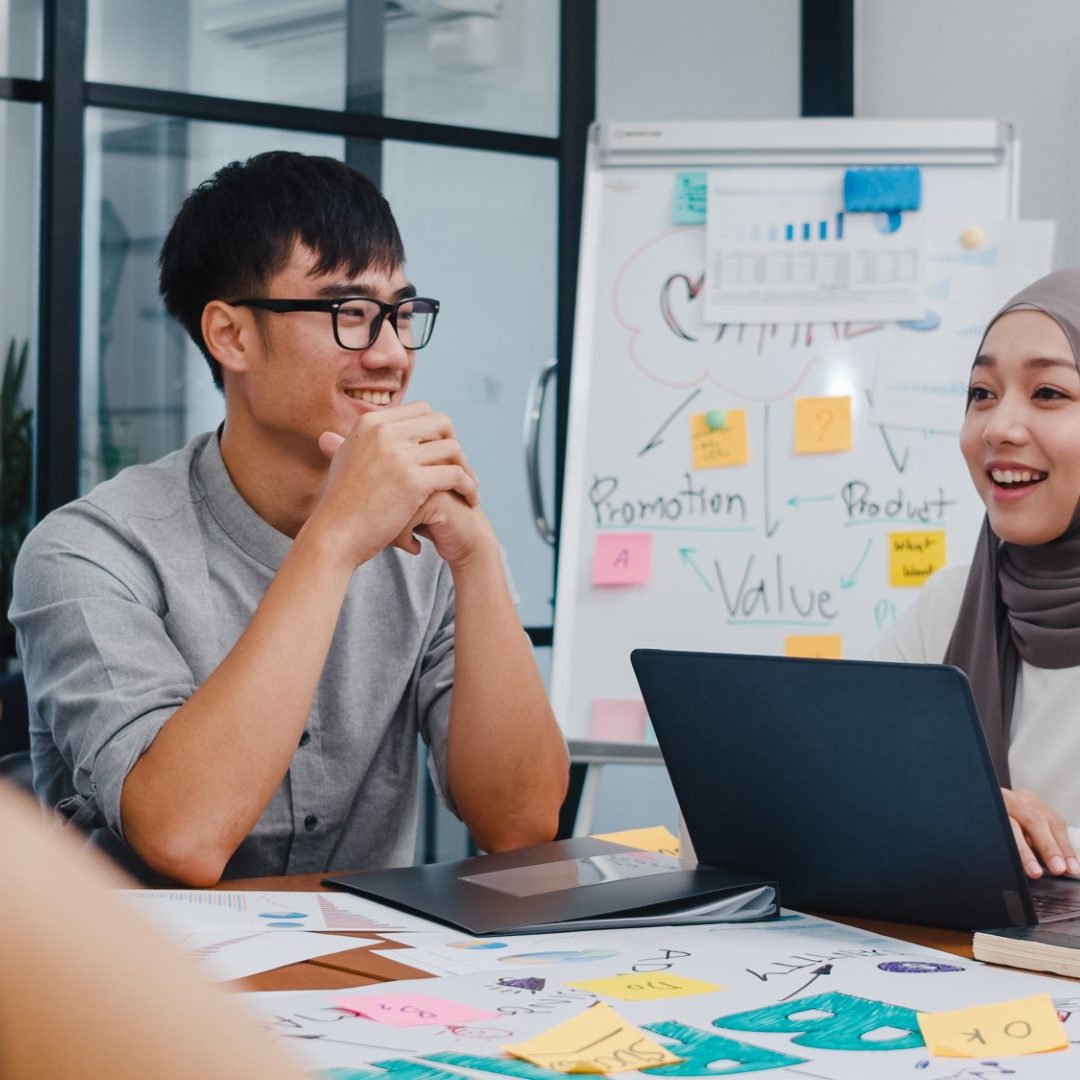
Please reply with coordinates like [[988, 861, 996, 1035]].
[[873, 563, 970, 663]]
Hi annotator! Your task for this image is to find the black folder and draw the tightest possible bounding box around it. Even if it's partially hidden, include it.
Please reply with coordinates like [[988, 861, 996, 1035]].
[[324, 836, 777, 935]]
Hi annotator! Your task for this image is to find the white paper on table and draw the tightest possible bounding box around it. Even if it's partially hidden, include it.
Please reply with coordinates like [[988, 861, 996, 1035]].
[[180, 930, 372, 982], [115, 889, 445, 935], [373, 926, 673, 975], [869, 219, 1057, 434], [705, 176, 924, 324], [371, 948, 476, 977], [239, 923, 1080, 1078], [241, 918, 1080, 1078]]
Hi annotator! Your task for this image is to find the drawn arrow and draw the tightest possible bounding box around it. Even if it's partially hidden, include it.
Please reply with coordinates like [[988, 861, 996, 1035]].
[[778, 963, 833, 1002], [786, 494, 835, 509], [864, 387, 910, 474], [879, 426, 911, 474], [639, 388, 702, 456], [679, 548, 714, 593], [763, 404, 779, 538], [840, 539, 873, 589]]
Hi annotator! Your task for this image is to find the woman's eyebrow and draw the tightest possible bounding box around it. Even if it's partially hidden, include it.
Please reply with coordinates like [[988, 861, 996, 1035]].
[[1023, 355, 1078, 371], [972, 354, 1077, 370]]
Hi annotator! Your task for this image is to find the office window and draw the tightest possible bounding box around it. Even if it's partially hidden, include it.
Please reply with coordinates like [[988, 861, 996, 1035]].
[[0, 0, 41, 77], [80, 108, 342, 491], [79, 110, 557, 627], [0, 100, 39, 658], [384, 140, 557, 626], [86, 0, 559, 136]]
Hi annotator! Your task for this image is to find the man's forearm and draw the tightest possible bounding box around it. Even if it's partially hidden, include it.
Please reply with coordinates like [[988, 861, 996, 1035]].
[[445, 546, 569, 852], [121, 526, 356, 884]]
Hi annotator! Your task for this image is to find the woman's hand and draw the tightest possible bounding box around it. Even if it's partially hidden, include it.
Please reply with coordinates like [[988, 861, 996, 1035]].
[[1001, 787, 1080, 878]]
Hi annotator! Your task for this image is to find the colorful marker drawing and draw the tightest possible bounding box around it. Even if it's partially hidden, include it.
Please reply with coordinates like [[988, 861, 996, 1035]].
[[498, 977, 546, 991], [878, 960, 964, 974]]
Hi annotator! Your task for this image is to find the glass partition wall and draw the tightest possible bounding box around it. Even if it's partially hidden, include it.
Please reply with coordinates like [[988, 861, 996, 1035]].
[[16, 0, 593, 655], [0, 0, 41, 664], [4, 0, 591, 857]]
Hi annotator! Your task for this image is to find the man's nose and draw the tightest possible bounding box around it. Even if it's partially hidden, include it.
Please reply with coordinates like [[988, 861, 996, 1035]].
[[361, 316, 409, 368]]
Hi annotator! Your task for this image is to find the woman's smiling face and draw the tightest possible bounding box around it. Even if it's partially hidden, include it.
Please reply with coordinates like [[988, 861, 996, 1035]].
[[960, 308, 1080, 545]]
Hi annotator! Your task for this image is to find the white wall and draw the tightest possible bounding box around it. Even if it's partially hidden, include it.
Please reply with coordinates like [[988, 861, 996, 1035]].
[[597, 0, 800, 121], [857, 0, 1080, 268]]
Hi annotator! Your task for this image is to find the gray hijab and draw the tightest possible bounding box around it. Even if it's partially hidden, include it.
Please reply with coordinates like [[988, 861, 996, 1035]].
[[943, 267, 1080, 784]]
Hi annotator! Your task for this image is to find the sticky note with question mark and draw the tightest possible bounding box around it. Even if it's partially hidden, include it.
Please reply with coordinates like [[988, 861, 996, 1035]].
[[794, 396, 853, 454]]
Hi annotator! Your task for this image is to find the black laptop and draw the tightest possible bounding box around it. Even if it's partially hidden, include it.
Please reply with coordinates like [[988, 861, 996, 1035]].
[[631, 648, 1080, 932]]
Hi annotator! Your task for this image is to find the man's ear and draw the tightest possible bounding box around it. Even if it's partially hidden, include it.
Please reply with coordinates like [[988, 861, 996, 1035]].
[[202, 300, 257, 376]]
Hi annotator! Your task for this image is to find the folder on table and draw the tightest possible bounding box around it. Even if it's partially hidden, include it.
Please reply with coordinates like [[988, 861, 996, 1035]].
[[325, 836, 776, 936]]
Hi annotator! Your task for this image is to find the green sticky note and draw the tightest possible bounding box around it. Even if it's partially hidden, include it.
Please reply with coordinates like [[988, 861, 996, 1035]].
[[674, 172, 707, 225]]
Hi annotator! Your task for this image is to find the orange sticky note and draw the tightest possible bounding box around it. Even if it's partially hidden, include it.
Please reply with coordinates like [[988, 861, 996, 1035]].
[[591, 533, 652, 585], [888, 530, 946, 587], [591, 825, 680, 856], [502, 1002, 683, 1074], [589, 699, 648, 742], [690, 410, 749, 469], [917, 994, 1068, 1058], [794, 396, 853, 454], [785, 634, 843, 659]]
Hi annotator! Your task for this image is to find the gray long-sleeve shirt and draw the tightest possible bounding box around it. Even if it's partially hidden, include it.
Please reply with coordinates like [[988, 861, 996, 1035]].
[[10, 430, 458, 882]]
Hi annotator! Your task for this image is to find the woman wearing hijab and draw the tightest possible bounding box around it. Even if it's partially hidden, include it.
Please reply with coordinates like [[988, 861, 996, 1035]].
[[877, 267, 1080, 881]]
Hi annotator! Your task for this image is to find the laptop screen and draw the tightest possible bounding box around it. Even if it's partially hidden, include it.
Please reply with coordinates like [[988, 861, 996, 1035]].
[[631, 649, 1034, 931]]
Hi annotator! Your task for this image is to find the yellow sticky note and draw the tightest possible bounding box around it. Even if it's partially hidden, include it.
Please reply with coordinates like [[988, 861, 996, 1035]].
[[889, 530, 946, 587], [917, 994, 1068, 1058], [785, 634, 843, 659], [502, 1002, 683, 1074], [591, 825, 680, 856], [566, 973, 721, 1002], [690, 410, 748, 469], [794, 396, 853, 454]]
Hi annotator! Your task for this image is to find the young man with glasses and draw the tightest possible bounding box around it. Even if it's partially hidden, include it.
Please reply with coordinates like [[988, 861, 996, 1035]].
[[11, 151, 568, 885]]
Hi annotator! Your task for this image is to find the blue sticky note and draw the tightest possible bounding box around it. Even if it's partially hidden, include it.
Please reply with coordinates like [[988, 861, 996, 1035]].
[[843, 166, 922, 212], [673, 172, 707, 225]]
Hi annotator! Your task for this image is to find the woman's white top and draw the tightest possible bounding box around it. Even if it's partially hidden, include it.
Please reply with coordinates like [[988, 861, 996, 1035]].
[[876, 564, 1080, 834]]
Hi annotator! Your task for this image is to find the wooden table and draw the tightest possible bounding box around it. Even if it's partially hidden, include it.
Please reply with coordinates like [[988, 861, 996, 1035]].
[[219, 872, 976, 993]]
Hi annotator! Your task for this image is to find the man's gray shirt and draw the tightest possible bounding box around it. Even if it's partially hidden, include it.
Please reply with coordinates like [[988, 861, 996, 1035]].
[[10, 430, 457, 882]]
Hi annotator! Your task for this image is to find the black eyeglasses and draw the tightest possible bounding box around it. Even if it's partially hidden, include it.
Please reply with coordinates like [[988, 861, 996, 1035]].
[[232, 295, 440, 351]]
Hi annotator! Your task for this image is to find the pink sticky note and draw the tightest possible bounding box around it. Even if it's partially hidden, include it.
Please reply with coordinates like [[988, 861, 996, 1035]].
[[590, 699, 648, 742], [334, 993, 498, 1028], [591, 533, 652, 586]]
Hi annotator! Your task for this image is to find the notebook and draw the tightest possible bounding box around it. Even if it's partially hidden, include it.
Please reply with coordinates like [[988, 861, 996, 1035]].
[[631, 648, 1080, 933], [324, 835, 776, 935]]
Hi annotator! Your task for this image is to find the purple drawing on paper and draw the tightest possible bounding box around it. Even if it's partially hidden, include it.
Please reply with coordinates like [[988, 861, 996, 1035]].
[[878, 960, 964, 974], [497, 977, 546, 991]]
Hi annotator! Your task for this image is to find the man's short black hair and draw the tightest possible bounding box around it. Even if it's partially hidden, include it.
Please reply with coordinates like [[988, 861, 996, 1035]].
[[159, 150, 406, 390]]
